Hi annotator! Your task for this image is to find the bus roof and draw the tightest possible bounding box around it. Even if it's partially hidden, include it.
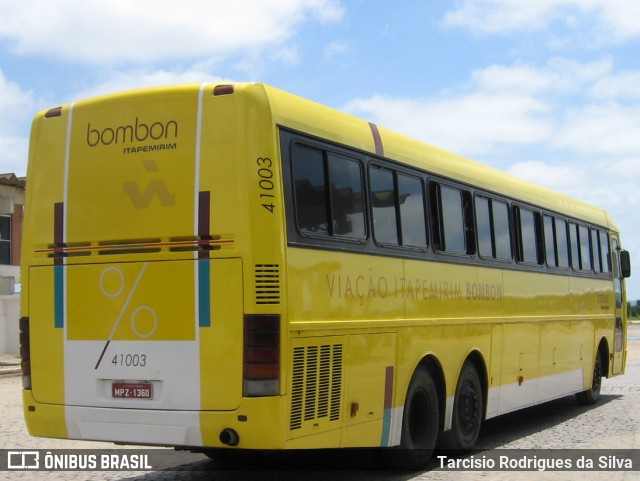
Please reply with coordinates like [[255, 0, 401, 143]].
[[36, 82, 615, 231], [260, 83, 615, 231]]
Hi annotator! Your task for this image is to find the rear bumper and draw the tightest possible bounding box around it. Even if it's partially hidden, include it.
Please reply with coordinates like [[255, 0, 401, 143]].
[[23, 390, 287, 449]]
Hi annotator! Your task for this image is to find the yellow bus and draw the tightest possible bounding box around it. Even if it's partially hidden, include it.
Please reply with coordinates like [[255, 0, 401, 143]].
[[21, 83, 631, 468]]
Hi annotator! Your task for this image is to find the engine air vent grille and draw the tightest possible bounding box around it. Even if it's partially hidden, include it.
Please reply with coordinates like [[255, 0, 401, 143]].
[[290, 343, 343, 431], [255, 264, 280, 305]]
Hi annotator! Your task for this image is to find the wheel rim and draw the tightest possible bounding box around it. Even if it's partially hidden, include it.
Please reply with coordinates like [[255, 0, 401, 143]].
[[457, 380, 480, 438], [592, 354, 602, 395]]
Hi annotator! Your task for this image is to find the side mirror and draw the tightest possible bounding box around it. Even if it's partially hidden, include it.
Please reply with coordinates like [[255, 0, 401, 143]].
[[620, 249, 631, 278]]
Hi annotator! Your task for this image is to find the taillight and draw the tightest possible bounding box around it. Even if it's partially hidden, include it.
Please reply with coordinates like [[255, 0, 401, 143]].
[[243, 314, 280, 396], [213, 85, 234, 96], [44, 107, 62, 118], [19, 317, 31, 389]]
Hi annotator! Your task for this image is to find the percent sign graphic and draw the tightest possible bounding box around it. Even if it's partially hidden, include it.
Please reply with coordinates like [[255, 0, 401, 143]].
[[94, 263, 157, 369]]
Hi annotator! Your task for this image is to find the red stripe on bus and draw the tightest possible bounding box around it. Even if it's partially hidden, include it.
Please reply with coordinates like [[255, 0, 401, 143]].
[[369, 122, 384, 157]]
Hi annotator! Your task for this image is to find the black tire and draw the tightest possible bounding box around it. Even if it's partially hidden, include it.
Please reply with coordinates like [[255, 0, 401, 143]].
[[382, 367, 439, 470], [439, 361, 483, 451], [576, 350, 603, 406]]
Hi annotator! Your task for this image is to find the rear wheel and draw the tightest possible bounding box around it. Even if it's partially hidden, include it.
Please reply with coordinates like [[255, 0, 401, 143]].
[[576, 350, 603, 406], [439, 361, 483, 451], [382, 367, 439, 470]]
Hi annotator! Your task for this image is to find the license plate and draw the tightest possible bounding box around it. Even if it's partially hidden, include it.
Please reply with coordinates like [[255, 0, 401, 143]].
[[112, 382, 153, 400]]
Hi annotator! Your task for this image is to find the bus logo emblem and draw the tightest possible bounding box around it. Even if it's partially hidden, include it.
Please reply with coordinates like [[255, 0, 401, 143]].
[[123, 160, 176, 208]]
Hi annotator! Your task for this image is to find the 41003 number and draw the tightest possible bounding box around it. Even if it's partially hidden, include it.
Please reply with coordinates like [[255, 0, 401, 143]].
[[257, 157, 276, 213], [111, 353, 147, 367]]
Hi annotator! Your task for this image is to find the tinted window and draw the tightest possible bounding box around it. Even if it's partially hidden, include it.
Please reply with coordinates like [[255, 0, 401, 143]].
[[292, 145, 328, 235], [555, 218, 569, 268], [599, 230, 611, 273], [398, 174, 427, 247], [517, 207, 540, 264], [475, 196, 511, 260], [370, 167, 398, 245], [592, 229, 602, 272], [370, 168, 427, 248], [292, 144, 365, 240], [544, 215, 569, 269], [327, 154, 365, 238], [440, 185, 466, 254], [476, 197, 492, 258], [544, 215, 555, 266], [493, 201, 511, 260], [570, 223, 580, 270], [579, 224, 592, 271]]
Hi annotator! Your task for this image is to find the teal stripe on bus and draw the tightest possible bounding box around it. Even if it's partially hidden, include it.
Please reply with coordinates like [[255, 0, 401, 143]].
[[54, 265, 64, 328], [198, 260, 211, 327]]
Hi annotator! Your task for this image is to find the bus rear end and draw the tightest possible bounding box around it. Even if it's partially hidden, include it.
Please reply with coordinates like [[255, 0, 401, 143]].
[[21, 84, 286, 448]]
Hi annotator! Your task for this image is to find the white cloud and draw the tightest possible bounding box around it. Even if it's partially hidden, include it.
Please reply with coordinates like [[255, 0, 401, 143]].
[[346, 92, 551, 157], [556, 103, 640, 157], [0, 0, 344, 64], [0, 135, 29, 177], [344, 57, 640, 166], [590, 71, 640, 100], [0, 71, 33, 124], [444, 0, 640, 41], [473, 58, 612, 95], [0, 71, 33, 176], [506, 160, 585, 191], [72, 69, 228, 101]]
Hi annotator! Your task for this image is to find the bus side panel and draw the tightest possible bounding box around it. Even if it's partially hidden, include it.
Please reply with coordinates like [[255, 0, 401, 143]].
[[23, 267, 67, 437], [286, 248, 404, 323], [199, 258, 243, 416], [22, 109, 71, 318], [23, 391, 67, 439], [571, 275, 614, 379]]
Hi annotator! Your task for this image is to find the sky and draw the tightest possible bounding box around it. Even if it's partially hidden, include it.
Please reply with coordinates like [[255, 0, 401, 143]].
[[0, 0, 638, 298]]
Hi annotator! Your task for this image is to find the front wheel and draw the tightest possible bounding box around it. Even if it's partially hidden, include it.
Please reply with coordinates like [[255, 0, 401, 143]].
[[382, 367, 439, 470], [576, 350, 603, 406]]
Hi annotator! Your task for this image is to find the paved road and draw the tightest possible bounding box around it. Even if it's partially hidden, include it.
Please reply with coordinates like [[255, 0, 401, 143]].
[[1, 325, 639, 480]]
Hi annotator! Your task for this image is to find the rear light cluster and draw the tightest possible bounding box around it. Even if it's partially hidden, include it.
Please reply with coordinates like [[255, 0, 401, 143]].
[[243, 314, 280, 397], [19, 317, 31, 389], [44, 107, 62, 118], [213, 85, 234, 96]]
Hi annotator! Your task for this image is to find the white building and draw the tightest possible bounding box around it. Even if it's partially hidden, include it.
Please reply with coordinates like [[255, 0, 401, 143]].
[[0, 173, 25, 355]]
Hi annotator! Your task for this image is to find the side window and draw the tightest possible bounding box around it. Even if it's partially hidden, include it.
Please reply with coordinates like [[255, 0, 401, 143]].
[[370, 166, 427, 248], [599, 230, 611, 273], [570, 222, 580, 270], [555, 218, 569, 268], [292, 144, 328, 235], [475, 196, 512, 260], [544, 215, 556, 267], [370, 167, 398, 245], [327, 153, 366, 238], [543, 215, 570, 269], [398, 173, 427, 247], [291, 144, 365, 240], [592, 228, 602, 273], [476, 197, 492, 258], [493, 200, 512, 259], [515, 206, 542, 265], [569, 222, 594, 271], [430, 183, 474, 255], [578, 224, 592, 271]]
